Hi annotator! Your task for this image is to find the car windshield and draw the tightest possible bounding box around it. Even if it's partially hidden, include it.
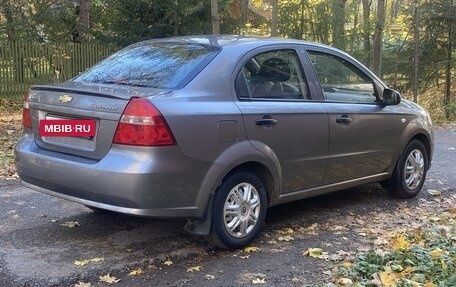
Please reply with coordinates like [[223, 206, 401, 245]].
[[73, 42, 219, 89]]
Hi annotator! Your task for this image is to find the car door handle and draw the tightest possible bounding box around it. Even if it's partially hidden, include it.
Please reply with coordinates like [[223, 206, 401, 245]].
[[335, 115, 352, 124], [255, 118, 278, 126]]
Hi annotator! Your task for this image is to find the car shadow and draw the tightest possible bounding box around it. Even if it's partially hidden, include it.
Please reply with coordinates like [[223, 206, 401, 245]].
[[264, 183, 421, 231]]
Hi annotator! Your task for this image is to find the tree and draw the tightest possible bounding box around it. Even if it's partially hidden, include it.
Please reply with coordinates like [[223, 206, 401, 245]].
[[372, 0, 386, 76], [91, 0, 212, 45], [211, 0, 220, 35], [271, 0, 278, 36], [0, 0, 16, 40], [416, 0, 456, 120], [241, 0, 248, 25], [331, 0, 347, 49], [362, 0, 371, 68], [412, 3, 419, 103], [75, 0, 90, 42]]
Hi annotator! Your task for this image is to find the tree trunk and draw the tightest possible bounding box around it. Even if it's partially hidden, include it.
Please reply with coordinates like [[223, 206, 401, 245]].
[[350, 0, 361, 53], [211, 0, 220, 35], [1, 0, 16, 41], [271, 0, 278, 37], [372, 0, 385, 76], [390, 0, 399, 21], [412, 4, 420, 103], [444, 0, 453, 119], [362, 0, 371, 68], [241, 0, 248, 25], [331, 0, 347, 50], [78, 0, 90, 42], [299, 0, 306, 40]]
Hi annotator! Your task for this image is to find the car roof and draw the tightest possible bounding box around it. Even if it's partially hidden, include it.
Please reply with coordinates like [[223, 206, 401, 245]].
[[135, 35, 334, 50]]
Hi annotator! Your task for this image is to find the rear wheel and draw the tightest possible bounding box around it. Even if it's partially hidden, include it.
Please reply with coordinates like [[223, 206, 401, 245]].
[[384, 140, 428, 198], [208, 171, 267, 249]]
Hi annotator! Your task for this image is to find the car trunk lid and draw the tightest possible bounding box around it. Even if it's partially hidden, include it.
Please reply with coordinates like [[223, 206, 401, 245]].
[[26, 82, 171, 160]]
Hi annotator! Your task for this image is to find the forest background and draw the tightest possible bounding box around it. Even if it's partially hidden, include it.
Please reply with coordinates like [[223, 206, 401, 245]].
[[0, 0, 455, 122]]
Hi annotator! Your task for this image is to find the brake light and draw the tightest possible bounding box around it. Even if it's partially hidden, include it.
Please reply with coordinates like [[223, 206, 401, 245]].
[[23, 91, 32, 128], [113, 98, 176, 146]]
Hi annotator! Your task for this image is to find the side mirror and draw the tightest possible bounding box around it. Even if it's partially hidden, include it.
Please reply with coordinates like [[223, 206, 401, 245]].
[[382, 88, 401, 106]]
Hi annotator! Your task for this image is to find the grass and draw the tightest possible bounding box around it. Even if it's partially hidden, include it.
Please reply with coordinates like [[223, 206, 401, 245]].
[[338, 218, 456, 286]]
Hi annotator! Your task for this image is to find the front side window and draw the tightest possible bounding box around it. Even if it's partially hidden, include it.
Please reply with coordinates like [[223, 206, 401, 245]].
[[236, 50, 310, 100], [307, 51, 377, 103]]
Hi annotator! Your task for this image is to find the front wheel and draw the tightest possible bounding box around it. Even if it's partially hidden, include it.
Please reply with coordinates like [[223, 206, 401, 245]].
[[384, 140, 428, 198], [207, 171, 267, 249]]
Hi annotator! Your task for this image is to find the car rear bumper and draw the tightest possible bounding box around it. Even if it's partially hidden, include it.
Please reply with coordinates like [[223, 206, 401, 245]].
[[15, 133, 210, 218]]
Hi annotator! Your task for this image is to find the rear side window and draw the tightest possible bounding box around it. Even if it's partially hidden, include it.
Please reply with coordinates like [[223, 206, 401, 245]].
[[236, 49, 310, 100], [73, 42, 219, 89]]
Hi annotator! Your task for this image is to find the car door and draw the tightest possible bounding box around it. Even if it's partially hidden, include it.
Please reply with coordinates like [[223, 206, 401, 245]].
[[234, 47, 329, 193], [304, 48, 405, 185]]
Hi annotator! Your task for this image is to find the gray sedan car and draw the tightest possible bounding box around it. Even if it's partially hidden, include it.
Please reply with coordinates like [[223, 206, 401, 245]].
[[15, 36, 433, 249]]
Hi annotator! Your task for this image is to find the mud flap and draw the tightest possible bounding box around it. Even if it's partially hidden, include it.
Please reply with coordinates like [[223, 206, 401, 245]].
[[184, 195, 213, 235]]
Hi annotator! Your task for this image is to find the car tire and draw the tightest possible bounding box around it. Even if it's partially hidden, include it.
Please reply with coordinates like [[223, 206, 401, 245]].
[[207, 171, 267, 249], [384, 139, 428, 199]]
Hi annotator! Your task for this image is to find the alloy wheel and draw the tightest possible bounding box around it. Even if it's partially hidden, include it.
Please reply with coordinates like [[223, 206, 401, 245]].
[[223, 182, 261, 238], [403, 149, 425, 190]]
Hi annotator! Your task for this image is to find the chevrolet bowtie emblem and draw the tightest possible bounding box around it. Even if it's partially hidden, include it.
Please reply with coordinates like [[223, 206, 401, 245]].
[[59, 94, 73, 103]]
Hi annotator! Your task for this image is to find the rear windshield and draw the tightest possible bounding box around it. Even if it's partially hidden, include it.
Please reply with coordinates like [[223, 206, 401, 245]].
[[73, 42, 219, 89]]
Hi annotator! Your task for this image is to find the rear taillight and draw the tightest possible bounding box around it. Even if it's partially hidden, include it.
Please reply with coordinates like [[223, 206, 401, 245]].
[[23, 91, 32, 128], [113, 98, 176, 146]]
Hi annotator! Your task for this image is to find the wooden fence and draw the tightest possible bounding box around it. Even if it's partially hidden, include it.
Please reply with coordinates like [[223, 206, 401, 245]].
[[0, 42, 119, 99]]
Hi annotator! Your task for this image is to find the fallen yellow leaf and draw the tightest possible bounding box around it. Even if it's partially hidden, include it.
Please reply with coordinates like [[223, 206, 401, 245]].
[[74, 257, 104, 267], [299, 223, 319, 235], [303, 248, 324, 258], [276, 227, 294, 235], [379, 268, 402, 287], [441, 259, 447, 270], [429, 248, 443, 258], [329, 225, 345, 231], [74, 260, 90, 267], [163, 260, 173, 266], [391, 236, 411, 250], [99, 274, 120, 284], [277, 235, 294, 242], [402, 266, 415, 275], [244, 246, 260, 253], [128, 268, 143, 276], [424, 282, 437, 287], [252, 277, 266, 284], [90, 258, 104, 262], [61, 221, 80, 228], [336, 278, 353, 285], [186, 265, 202, 272]]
